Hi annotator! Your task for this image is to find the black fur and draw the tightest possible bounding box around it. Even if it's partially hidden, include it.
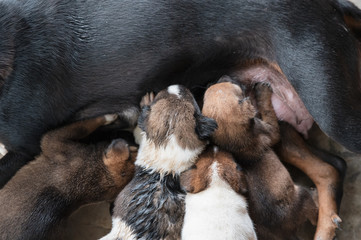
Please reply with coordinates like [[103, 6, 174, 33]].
[[0, 0, 361, 185], [24, 187, 71, 240], [138, 105, 151, 133], [195, 114, 218, 140], [120, 167, 185, 240]]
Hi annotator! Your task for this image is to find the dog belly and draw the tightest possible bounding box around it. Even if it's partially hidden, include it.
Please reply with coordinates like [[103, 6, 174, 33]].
[[233, 65, 314, 137], [182, 180, 256, 240]]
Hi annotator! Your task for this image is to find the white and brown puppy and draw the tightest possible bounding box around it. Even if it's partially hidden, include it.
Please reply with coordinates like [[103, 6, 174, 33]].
[[101, 85, 217, 240], [180, 146, 257, 240], [0, 114, 136, 240], [202, 80, 318, 240]]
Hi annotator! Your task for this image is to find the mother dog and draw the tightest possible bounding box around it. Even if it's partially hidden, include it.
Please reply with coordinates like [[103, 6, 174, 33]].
[[0, 0, 360, 187]]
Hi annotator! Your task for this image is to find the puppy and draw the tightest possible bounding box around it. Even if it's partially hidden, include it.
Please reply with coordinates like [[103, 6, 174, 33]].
[[101, 85, 217, 240], [180, 146, 257, 240], [0, 114, 136, 240], [202, 80, 318, 239]]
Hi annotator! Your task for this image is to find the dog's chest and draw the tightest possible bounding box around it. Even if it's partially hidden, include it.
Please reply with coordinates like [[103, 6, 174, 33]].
[[122, 167, 185, 240]]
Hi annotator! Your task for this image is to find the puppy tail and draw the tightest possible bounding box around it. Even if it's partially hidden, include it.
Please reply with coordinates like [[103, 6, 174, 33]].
[[332, 0, 361, 40]]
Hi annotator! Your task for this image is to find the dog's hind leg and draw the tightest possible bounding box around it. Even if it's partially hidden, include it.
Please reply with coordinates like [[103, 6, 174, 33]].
[[277, 122, 345, 240], [40, 114, 118, 154]]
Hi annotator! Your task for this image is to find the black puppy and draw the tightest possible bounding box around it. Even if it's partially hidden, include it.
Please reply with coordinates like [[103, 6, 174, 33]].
[[0, 0, 360, 187]]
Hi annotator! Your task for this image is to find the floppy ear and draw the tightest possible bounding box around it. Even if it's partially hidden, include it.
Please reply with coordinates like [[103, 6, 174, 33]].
[[195, 115, 218, 140], [180, 166, 209, 194], [137, 105, 151, 132], [220, 162, 248, 195]]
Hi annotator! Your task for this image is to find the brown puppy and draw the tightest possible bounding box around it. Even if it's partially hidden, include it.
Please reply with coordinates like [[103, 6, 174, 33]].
[[202, 80, 318, 240], [180, 146, 257, 240], [0, 114, 136, 240], [101, 85, 217, 240]]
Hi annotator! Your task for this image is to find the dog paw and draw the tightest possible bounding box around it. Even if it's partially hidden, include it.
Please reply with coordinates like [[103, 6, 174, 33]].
[[140, 92, 155, 107], [104, 114, 118, 125], [315, 213, 342, 240], [254, 82, 273, 104]]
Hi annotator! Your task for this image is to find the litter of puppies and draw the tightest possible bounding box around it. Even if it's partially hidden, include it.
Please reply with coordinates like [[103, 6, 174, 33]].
[[0, 76, 346, 239]]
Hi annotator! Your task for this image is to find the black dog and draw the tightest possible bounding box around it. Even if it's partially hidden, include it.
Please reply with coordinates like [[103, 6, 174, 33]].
[[0, 0, 360, 187]]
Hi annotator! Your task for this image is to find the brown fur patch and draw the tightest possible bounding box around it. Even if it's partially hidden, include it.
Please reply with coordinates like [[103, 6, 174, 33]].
[[181, 146, 247, 194], [202, 80, 318, 239], [0, 115, 135, 239], [144, 87, 205, 150], [203, 82, 278, 162], [278, 122, 342, 240], [147, 91, 203, 149]]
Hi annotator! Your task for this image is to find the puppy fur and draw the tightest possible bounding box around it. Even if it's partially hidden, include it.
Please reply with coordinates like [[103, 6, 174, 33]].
[[101, 85, 217, 240], [180, 145, 257, 240], [0, 115, 136, 240], [202, 80, 318, 240]]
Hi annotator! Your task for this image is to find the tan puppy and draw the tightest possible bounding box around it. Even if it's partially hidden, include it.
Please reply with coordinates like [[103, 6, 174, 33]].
[[0, 115, 136, 240], [202, 79, 318, 239]]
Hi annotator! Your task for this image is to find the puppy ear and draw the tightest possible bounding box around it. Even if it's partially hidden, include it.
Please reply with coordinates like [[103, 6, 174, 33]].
[[180, 166, 209, 194], [195, 115, 218, 140], [137, 105, 151, 132]]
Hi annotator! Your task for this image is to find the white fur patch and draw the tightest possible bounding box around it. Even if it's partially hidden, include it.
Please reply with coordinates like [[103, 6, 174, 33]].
[[0, 143, 7, 159], [135, 134, 204, 175], [119, 107, 139, 127], [99, 217, 137, 240], [182, 162, 257, 240], [167, 85, 181, 98], [104, 114, 118, 125], [133, 125, 144, 145]]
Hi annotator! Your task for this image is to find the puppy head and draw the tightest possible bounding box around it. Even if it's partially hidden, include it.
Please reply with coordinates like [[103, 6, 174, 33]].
[[181, 147, 247, 194], [202, 80, 256, 152], [102, 139, 136, 198], [136, 85, 217, 175]]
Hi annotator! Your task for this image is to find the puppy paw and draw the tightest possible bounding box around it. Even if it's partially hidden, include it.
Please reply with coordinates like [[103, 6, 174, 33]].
[[133, 125, 144, 145], [104, 114, 118, 125], [140, 92, 155, 107], [254, 82, 272, 98], [254, 82, 273, 111]]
